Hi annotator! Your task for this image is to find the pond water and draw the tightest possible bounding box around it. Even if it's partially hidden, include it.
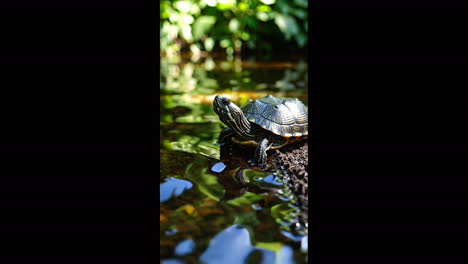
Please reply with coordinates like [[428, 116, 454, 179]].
[[160, 55, 308, 263]]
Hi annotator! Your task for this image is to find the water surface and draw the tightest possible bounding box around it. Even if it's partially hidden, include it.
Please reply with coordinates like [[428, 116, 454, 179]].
[[160, 55, 308, 263]]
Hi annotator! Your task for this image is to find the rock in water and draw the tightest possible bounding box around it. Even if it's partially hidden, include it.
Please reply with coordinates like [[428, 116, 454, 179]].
[[273, 140, 308, 225]]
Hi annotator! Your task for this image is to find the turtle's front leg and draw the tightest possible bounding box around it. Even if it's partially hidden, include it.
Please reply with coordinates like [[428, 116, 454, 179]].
[[219, 127, 234, 160], [252, 138, 272, 169], [218, 127, 233, 144]]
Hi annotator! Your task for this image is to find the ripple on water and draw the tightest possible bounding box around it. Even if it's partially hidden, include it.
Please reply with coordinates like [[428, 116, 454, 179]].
[[263, 175, 284, 186], [164, 226, 178, 236], [251, 204, 263, 210]]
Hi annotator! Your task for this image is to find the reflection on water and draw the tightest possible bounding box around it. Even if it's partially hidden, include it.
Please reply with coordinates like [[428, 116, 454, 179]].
[[160, 55, 308, 263], [160, 177, 193, 203], [200, 225, 297, 264]]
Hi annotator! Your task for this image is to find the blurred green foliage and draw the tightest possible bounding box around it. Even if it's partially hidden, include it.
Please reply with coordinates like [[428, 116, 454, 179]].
[[160, 0, 308, 57], [160, 56, 308, 161]]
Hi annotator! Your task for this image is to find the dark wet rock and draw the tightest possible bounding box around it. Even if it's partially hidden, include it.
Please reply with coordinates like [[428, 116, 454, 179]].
[[220, 138, 309, 225], [273, 141, 308, 184], [273, 141, 308, 226]]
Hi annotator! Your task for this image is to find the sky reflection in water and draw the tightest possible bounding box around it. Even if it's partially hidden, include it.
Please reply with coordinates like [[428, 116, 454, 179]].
[[160, 177, 193, 203], [200, 225, 296, 264]]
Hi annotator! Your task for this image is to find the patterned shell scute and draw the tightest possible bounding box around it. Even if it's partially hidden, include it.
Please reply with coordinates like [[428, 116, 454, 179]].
[[241, 95, 308, 137]]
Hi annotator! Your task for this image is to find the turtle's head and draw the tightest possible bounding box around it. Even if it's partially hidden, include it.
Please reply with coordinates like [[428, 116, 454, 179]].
[[213, 95, 251, 138]]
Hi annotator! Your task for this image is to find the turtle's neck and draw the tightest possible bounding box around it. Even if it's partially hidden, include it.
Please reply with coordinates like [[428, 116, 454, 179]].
[[230, 114, 253, 140]]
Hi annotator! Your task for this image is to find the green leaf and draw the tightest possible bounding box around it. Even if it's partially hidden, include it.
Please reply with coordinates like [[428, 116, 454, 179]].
[[204, 37, 215, 52], [174, 1, 191, 13], [220, 39, 231, 48], [217, 0, 236, 10], [260, 0, 276, 5], [205, 0, 217, 7], [276, 0, 290, 13], [228, 18, 240, 32], [190, 43, 201, 54], [240, 32, 250, 41], [189, 4, 201, 15], [160, 1, 171, 19], [160, 22, 178, 42], [192, 16, 217, 41], [181, 14, 194, 24], [295, 33, 307, 47], [294, 0, 308, 8], [181, 24, 193, 42], [292, 8, 307, 19], [256, 12, 270, 22], [256, 5, 272, 13], [275, 14, 299, 39], [274, 14, 287, 33], [244, 17, 258, 30], [162, 139, 173, 150], [285, 15, 299, 35], [238, 2, 248, 11], [168, 13, 180, 24]]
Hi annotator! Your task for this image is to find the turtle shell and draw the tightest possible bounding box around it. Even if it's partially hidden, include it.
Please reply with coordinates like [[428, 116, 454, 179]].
[[241, 95, 308, 137]]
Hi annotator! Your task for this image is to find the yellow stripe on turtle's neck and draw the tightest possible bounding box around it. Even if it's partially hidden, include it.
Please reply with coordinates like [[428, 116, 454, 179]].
[[231, 137, 258, 146]]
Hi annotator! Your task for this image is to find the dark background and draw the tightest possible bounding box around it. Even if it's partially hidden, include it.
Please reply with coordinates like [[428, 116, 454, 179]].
[[0, 1, 156, 260], [310, 1, 465, 262], [0, 0, 464, 262]]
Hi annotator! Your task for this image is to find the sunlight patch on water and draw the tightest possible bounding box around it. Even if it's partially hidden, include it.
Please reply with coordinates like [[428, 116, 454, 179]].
[[166, 136, 220, 160]]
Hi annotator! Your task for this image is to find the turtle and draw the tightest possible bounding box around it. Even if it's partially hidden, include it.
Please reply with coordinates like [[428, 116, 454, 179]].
[[213, 94, 308, 169]]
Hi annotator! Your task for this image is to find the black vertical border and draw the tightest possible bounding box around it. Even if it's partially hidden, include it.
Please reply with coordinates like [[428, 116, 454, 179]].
[[309, 1, 465, 262]]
